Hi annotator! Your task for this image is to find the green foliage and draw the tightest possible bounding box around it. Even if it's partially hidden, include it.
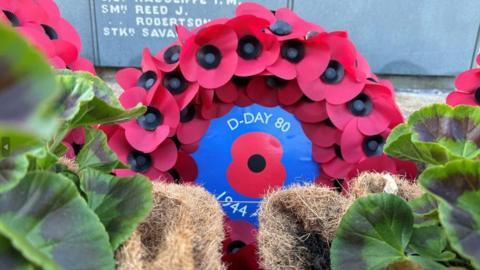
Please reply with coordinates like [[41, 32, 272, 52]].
[[80, 169, 153, 249], [333, 104, 480, 270], [385, 104, 480, 165], [0, 25, 152, 270]]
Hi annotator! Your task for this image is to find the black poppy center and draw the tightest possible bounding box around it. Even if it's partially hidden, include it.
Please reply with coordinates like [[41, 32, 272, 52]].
[[137, 71, 157, 90], [247, 154, 266, 173], [265, 76, 288, 89], [237, 35, 262, 60], [41, 24, 58, 40], [347, 93, 373, 116], [321, 60, 345, 84], [137, 106, 164, 131], [3, 10, 19, 27], [196, 45, 222, 69], [127, 150, 152, 172], [163, 45, 181, 64], [232, 76, 251, 87], [281, 40, 305, 63], [163, 72, 188, 95], [362, 135, 385, 157], [169, 169, 181, 183], [227, 240, 246, 254], [180, 104, 196, 123], [475, 88, 480, 104], [269, 20, 292, 36]]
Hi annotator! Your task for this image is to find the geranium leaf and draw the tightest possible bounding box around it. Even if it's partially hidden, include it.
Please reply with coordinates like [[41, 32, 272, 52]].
[[0, 155, 28, 193], [0, 24, 60, 156], [0, 235, 36, 270], [409, 194, 439, 227], [419, 160, 480, 268], [408, 225, 455, 261], [385, 104, 480, 165], [0, 171, 115, 270], [76, 127, 125, 173], [79, 168, 153, 250], [331, 193, 413, 270], [55, 70, 145, 128]]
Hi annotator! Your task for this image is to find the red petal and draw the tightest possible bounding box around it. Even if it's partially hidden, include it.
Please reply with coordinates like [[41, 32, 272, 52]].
[[108, 129, 131, 164], [454, 69, 480, 92], [124, 121, 170, 153], [235, 2, 275, 22], [312, 144, 335, 163], [296, 35, 330, 82], [326, 102, 353, 130], [446, 91, 478, 106], [347, 155, 396, 179], [119, 87, 147, 109], [177, 117, 210, 145], [174, 152, 198, 183], [293, 100, 328, 123], [215, 81, 239, 103], [175, 24, 191, 44], [151, 139, 178, 171], [116, 68, 142, 91], [324, 74, 365, 105], [322, 157, 354, 179], [340, 121, 365, 163], [52, 39, 78, 65], [246, 77, 279, 107], [69, 57, 96, 75], [302, 122, 340, 147], [277, 80, 303, 106], [267, 56, 297, 80]]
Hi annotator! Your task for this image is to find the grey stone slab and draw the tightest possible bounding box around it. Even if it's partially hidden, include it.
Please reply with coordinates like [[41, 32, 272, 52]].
[[91, 0, 288, 67], [56, 0, 95, 61], [293, 0, 480, 76]]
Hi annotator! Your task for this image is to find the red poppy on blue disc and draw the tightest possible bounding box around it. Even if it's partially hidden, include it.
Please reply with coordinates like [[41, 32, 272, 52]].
[[227, 132, 287, 198], [298, 32, 365, 104], [226, 15, 280, 77], [108, 128, 178, 180], [301, 120, 340, 147], [155, 25, 190, 72], [340, 121, 390, 163], [347, 155, 418, 181], [119, 87, 179, 153], [327, 82, 397, 135], [197, 88, 235, 120], [63, 127, 85, 159], [446, 68, 480, 106], [180, 24, 238, 89], [162, 68, 199, 110], [267, 34, 330, 81], [286, 98, 328, 123], [160, 151, 198, 184], [223, 218, 260, 270], [312, 143, 354, 179], [116, 48, 163, 98], [176, 103, 210, 145], [236, 3, 323, 41], [246, 75, 303, 107]]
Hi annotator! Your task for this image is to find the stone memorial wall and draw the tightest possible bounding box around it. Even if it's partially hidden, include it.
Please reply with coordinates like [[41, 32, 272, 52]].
[[57, 0, 480, 75]]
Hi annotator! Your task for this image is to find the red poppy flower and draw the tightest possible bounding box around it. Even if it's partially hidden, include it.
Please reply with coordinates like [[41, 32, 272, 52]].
[[312, 143, 354, 179], [161, 68, 199, 110], [226, 15, 280, 76], [197, 88, 235, 120], [108, 128, 178, 180], [236, 3, 322, 41], [159, 151, 198, 184], [0, 0, 46, 27], [176, 103, 210, 145], [301, 120, 340, 147], [246, 75, 303, 107], [446, 68, 480, 106], [154, 25, 191, 73], [298, 32, 365, 104], [68, 57, 96, 75], [267, 34, 329, 81], [222, 218, 260, 270], [119, 87, 179, 153], [116, 48, 163, 98], [340, 121, 390, 163], [285, 98, 328, 123], [347, 155, 418, 181], [227, 132, 287, 198], [63, 127, 85, 159], [180, 24, 238, 89], [327, 82, 397, 135]]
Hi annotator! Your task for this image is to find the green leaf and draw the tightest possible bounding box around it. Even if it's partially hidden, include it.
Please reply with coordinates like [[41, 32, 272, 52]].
[[385, 104, 480, 165], [0, 235, 37, 270], [76, 127, 125, 173], [55, 70, 145, 128], [409, 194, 439, 227], [331, 193, 413, 270], [408, 225, 455, 261], [0, 24, 60, 156], [0, 171, 115, 270], [79, 168, 153, 250], [0, 155, 28, 193], [406, 256, 447, 270], [419, 160, 480, 269]]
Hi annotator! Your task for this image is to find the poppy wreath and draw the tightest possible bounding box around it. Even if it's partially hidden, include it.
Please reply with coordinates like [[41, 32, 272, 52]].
[[446, 53, 480, 106], [105, 2, 416, 189], [0, 0, 95, 73]]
